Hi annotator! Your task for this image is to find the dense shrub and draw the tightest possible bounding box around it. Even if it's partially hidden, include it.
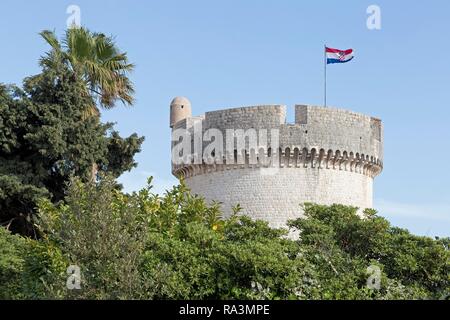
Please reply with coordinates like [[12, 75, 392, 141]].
[[0, 178, 448, 300], [0, 227, 66, 299]]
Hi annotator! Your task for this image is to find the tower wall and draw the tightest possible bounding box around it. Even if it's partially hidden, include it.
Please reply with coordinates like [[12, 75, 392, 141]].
[[185, 167, 373, 229]]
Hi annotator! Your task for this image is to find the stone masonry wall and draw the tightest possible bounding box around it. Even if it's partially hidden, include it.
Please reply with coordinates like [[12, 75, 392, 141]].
[[185, 167, 373, 229]]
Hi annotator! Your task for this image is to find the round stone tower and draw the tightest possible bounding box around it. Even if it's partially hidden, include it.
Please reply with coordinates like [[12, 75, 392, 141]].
[[170, 100, 383, 229], [170, 97, 192, 128]]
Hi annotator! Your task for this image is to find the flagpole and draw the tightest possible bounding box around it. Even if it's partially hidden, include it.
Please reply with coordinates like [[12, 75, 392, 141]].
[[324, 44, 327, 107]]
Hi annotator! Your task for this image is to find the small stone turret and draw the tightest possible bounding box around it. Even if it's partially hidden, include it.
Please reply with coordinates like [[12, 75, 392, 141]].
[[170, 97, 192, 128]]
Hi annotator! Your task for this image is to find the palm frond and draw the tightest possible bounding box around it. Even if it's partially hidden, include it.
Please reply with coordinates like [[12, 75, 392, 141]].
[[38, 26, 136, 111], [39, 30, 61, 51]]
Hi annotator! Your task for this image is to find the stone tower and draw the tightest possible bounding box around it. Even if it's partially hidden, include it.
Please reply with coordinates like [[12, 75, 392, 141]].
[[170, 98, 383, 229], [170, 97, 192, 128]]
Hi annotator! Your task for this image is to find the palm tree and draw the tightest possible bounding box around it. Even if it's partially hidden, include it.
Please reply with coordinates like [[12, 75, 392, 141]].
[[39, 27, 135, 116], [39, 27, 136, 181]]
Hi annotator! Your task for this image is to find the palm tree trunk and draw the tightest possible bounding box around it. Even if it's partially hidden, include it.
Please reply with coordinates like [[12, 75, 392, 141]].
[[91, 163, 98, 183]]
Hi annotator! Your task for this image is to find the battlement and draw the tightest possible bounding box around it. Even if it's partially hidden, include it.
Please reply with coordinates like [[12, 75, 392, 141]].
[[172, 103, 383, 172], [204, 105, 286, 130]]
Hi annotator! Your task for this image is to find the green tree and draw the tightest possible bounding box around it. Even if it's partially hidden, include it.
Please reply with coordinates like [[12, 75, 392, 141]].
[[39, 27, 135, 115], [30, 179, 449, 300], [1, 179, 448, 300], [0, 65, 143, 236], [0, 226, 67, 300], [38, 27, 137, 181], [33, 177, 309, 300], [38, 177, 150, 299], [289, 204, 450, 299], [1, 26, 142, 237]]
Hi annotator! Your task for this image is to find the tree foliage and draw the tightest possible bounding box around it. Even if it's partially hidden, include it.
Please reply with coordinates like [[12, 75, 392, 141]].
[[289, 204, 449, 299], [40, 27, 135, 114], [1, 179, 447, 300], [0, 66, 143, 236], [1, 26, 142, 236]]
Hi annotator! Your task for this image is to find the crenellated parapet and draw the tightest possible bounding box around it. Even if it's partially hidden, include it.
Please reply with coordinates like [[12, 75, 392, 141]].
[[171, 104, 383, 179]]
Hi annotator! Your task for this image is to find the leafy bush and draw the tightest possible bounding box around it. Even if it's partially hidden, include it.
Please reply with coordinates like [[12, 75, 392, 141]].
[[0, 227, 66, 299], [290, 204, 449, 299], [1, 178, 448, 300], [38, 177, 150, 299]]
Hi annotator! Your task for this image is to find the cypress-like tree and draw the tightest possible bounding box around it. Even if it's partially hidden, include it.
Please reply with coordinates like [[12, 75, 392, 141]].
[[0, 62, 143, 237]]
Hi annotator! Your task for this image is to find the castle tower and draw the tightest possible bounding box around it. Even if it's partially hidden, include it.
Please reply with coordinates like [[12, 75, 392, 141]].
[[170, 100, 383, 229]]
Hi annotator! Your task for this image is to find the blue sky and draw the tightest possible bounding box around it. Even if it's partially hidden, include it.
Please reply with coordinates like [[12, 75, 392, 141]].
[[1, 0, 449, 237]]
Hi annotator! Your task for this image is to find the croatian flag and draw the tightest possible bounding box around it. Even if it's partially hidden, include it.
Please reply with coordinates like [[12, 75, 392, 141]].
[[326, 47, 354, 64]]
